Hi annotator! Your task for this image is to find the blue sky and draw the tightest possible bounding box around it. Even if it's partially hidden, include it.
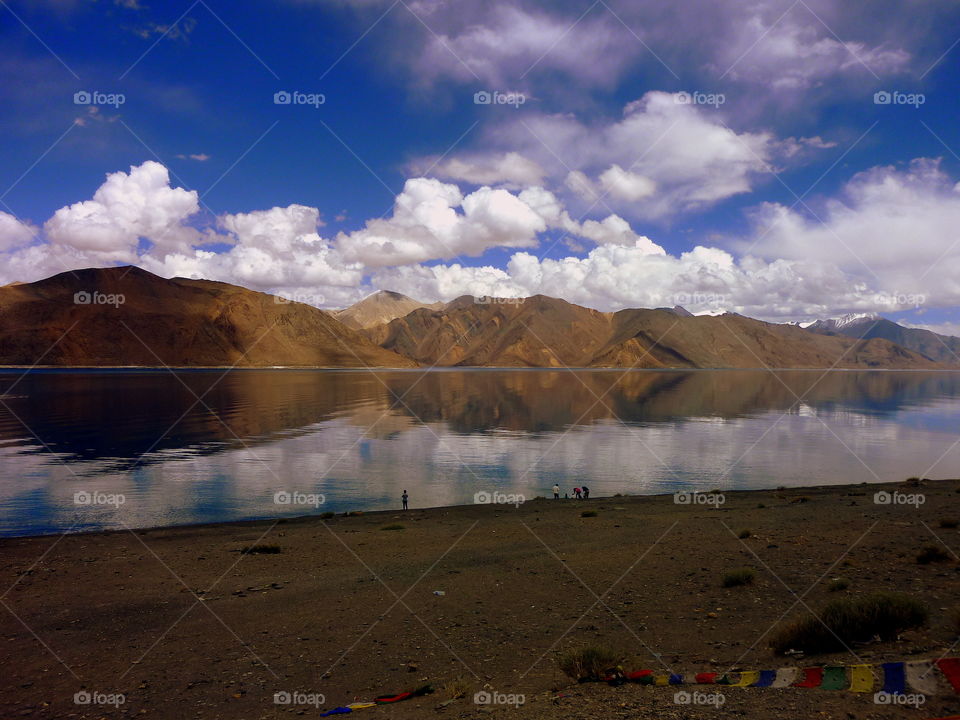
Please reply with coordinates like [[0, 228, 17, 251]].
[[2, 0, 960, 332]]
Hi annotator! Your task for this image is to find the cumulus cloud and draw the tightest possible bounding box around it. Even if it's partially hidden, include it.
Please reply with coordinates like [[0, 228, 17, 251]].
[[140, 204, 363, 303], [43, 161, 200, 259], [334, 177, 547, 266], [425, 92, 780, 220], [0, 212, 37, 252], [10, 157, 960, 321], [744, 158, 960, 304], [370, 242, 869, 318]]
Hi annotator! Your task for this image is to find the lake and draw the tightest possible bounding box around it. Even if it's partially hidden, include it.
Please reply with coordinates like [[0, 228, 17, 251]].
[[1, 368, 959, 537]]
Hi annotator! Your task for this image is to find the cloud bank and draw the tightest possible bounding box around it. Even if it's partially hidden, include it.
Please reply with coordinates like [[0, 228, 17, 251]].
[[4, 155, 960, 321]]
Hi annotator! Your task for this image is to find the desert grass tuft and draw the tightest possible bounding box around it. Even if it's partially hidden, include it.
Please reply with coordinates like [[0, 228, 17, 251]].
[[558, 645, 622, 681], [771, 592, 928, 654], [722, 567, 756, 587], [441, 677, 471, 700]]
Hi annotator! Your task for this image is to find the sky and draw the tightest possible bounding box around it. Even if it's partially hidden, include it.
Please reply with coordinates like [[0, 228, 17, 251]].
[[2, 0, 960, 333]]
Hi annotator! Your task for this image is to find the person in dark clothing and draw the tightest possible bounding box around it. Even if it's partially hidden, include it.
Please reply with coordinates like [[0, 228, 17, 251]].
[[582, 485, 590, 499], [402, 490, 409, 510]]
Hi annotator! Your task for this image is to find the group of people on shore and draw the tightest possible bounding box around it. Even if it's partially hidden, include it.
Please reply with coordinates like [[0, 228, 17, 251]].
[[552, 483, 589, 499], [400, 484, 591, 510]]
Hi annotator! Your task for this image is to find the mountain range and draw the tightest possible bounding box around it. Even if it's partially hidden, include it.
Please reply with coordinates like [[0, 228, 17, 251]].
[[804, 312, 960, 365], [362, 295, 940, 369], [0, 267, 414, 368], [0, 267, 954, 369]]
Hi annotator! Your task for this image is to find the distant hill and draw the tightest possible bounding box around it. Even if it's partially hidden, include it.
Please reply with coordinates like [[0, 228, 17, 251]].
[[0, 267, 416, 368], [805, 313, 960, 365], [334, 290, 442, 330], [1, 269, 948, 369], [362, 295, 942, 369]]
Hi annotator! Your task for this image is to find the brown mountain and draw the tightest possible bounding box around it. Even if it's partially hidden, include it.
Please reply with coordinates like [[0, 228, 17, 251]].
[[805, 313, 960, 365], [363, 295, 942, 369], [334, 290, 442, 330], [0, 267, 416, 368]]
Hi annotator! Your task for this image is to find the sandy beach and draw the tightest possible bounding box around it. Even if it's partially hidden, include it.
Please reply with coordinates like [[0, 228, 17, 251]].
[[2, 479, 960, 719]]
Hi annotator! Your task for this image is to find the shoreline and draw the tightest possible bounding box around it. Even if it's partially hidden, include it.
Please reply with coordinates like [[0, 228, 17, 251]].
[[3, 477, 960, 719], [5, 478, 951, 541]]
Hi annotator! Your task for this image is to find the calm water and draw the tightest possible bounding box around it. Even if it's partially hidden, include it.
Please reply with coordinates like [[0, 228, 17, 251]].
[[1, 369, 959, 537]]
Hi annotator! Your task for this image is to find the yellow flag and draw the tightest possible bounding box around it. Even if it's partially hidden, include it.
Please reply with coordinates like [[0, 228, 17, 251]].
[[848, 665, 874, 693], [734, 671, 760, 687]]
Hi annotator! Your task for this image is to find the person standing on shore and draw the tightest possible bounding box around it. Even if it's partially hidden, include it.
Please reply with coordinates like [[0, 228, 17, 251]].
[[574, 487, 582, 499], [582, 485, 590, 499], [553, 484, 560, 499], [402, 490, 408, 510]]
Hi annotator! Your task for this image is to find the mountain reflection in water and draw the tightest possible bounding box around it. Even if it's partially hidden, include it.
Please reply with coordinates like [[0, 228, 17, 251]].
[[1, 369, 958, 536]]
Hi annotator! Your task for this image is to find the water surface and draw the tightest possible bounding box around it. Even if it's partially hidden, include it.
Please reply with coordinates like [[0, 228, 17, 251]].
[[1, 369, 959, 537]]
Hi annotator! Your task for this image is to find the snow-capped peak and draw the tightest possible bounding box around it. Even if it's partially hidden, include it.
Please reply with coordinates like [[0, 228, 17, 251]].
[[829, 312, 881, 329], [799, 312, 882, 331]]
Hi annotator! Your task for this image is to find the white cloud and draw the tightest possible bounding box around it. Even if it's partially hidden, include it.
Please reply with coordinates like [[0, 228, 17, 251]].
[[429, 92, 780, 220], [745, 158, 960, 305], [10, 157, 960, 323], [334, 177, 547, 267], [715, 12, 910, 89], [0, 212, 37, 252], [598, 164, 657, 202], [424, 151, 545, 187], [43, 161, 200, 259], [411, 4, 637, 88], [141, 204, 362, 297], [370, 242, 868, 318]]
